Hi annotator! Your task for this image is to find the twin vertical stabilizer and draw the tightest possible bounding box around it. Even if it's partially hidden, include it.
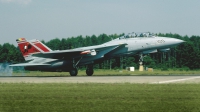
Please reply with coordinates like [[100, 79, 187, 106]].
[[16, 38, 52, 61]]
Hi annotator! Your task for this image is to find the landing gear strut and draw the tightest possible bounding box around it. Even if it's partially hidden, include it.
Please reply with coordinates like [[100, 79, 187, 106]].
[[139, 54, 144, 71], [86, 65, 94, 76], [69, 57, 82, 76], [69, 57, 94, 76]]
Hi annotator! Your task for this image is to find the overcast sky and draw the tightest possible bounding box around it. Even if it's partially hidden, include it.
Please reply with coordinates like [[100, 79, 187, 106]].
[[0, 0, 200, 46]]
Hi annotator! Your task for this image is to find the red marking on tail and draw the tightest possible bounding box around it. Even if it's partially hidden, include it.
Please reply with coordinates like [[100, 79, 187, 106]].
[[31, 41, 51, 52], [17, 38, 40, 57]]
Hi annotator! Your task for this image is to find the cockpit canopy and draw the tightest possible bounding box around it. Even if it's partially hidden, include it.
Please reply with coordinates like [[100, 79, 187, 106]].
[[119, 32, 156, 39]]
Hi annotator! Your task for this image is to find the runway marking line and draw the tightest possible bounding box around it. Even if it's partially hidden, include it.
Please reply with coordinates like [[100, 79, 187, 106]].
[[151, 76, 200, 84]]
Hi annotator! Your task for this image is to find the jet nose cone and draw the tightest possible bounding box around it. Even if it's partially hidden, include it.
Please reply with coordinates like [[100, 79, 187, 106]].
[[174, 38, 185, 44], [164, 37, 185, 46]]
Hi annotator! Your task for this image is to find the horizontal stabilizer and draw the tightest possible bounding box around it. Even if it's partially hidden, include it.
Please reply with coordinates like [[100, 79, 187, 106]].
[[9, 63, 51, 67]]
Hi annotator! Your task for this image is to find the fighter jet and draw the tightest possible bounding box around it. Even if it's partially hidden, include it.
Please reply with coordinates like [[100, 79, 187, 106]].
[[10, 32, 184, 76]]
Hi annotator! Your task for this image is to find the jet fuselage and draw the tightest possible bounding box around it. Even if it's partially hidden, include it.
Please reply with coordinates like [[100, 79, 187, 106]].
[[24, 35, 184, 72]]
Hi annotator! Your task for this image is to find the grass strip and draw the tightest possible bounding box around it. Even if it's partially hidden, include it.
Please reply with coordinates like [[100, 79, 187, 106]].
[[0, 83, 200, 112]]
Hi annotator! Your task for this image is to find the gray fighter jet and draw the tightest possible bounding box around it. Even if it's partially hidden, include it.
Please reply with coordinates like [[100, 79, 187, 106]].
[[10, 32, 184, 76]]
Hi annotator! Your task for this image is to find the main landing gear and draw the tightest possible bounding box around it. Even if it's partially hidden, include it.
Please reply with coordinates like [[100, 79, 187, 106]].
[[86, 65, 94, 76], [69, 65, 94, 76], [69, 58, 94, 76], [69, 67, 78, 76]]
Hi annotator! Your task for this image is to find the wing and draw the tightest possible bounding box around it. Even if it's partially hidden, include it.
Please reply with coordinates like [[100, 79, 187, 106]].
[[32, 43, 127, 59], [9, 63, 51, 67]]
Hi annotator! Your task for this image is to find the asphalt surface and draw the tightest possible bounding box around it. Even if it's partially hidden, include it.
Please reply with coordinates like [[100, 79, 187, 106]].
[[1, 76, 200, 84]]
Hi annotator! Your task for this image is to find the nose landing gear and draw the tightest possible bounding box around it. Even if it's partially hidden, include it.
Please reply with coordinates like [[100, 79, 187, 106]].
[[139, 54, 144, 71]]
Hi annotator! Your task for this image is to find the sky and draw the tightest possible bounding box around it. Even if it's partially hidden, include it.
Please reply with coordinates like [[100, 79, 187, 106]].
[[0, 0, 200, 46]]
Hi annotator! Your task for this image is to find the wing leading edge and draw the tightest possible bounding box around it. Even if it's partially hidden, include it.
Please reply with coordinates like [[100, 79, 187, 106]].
[[32, 43, 127, 59]]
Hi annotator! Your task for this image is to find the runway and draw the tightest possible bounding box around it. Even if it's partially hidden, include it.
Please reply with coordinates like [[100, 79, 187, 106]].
[[1, 76, 200, 84]]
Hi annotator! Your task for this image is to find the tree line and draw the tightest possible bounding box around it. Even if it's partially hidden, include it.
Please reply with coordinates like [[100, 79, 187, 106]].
[[1, 33, 200, 70]]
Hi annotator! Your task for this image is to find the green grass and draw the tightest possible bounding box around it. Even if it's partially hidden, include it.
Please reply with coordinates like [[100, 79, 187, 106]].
[[10, 69, 200, 77], [0, 83, 200, 112]]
